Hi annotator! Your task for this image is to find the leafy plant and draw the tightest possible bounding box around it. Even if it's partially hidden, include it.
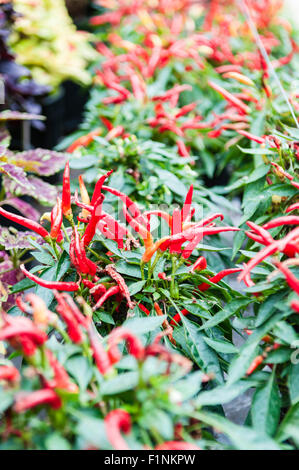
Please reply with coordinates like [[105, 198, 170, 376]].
[[0, 2, 49, 117], [9, 0, 97, 90]]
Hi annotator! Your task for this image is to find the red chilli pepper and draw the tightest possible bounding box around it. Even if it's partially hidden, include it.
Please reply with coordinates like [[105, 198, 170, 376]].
[[87, 324, 111, 375], [237, 130, 266, 144], [0, 206, 50, 239], [14, 389, 62, 413], [177, 140, 190, 157], [170, 309, 190, 326], [67, 128, 102, 153], [286, 202, 299, 213], [208, 80, 250, 114], [107, 327, 144, 364], [50, 197, 63, 241], [191, 256, 207, 272], [158, 272, 167, 280], [138, 303, 150, 316], [198, 268, 242, 291], [46, 350, 78, 393], [93, 285, 120, 311], [62, 162, 72, 218], [0, 315, 47, 352], [262, 216, 299, 230], [104, 409, 131, 450], [275, 261, 299, 296], [54, 292, 84, 343], [0, 365, 20, 383], [246, 355, 264, 376], [105, 264, 135, 309], [20, 264, 79, 292]]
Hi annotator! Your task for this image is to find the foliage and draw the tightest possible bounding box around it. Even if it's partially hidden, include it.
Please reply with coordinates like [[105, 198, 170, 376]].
[[9, 0, 97, 89], [0, 2, 49, 117]]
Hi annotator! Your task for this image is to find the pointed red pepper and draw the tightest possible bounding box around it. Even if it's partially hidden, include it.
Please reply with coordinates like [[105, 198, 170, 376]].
[[0, 206, 50, 239], [177, 140, 190, 157], [208, 81, 250, 114], [191, 256, 207, 272], [20, 264, 79, 292], [67, 128, 102, 153], [54, 292, 84, 343], [91, 170, 113, 206], [198, 268, 242, 291], [138, 303, 150, 316], [275, 261, 299, 296], [72, 226, 97, 276], [104, 409, 131, 450], [82, 195, 105, 246], [107, 327, 144, 364], [50, 197, 63, 242], [14, 389, 62, 413], [62, 162, 72, 218], [0, 314, 47, 355], [46, 350, 78, 393], [237, 130, 266, 144], [87, 324, 111, 375], [0, 365, 20, 383], [246, 355, 264, 376]]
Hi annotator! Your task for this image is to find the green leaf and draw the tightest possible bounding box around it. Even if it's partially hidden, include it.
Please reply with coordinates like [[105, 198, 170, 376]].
[[276, 403, 299, 446], [200, 298, 251, 331], [123, 315, 166, 335], [226, 165, 268, 192], [31, 250, 55, 266], [227, 312, 282, 385], [288, 363, 299, 405], [0, 387, 13, 413], [128, 280, 146, 296], [76, 415, 111, 449], [195, 411, 280, 450], [45, 433, 71, 450], [251, 370, 281, 436], [66, 356, 92, 391], [154, 168, 186, 197], [140, 409, 173, 441], [101, 371, 139, 395], [115, 260, 142, 278], [203, 337, 237, 354], [10, 277, 35, 294], [196, 380, 256, 406], [177, 317, 223, 384]]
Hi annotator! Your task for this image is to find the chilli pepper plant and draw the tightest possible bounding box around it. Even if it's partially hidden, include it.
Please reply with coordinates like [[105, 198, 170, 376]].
[[1, 0, 299, 451]]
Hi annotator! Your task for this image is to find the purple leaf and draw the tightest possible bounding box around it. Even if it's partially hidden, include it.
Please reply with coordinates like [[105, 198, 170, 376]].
[[2, 172, 57, 206], [0, 110, 45, 121], [13, 148, 68, 176], [0, 227, 43, 250], [27, 176, 57, 205], [0, 162, 30, 190], [1, 197, 40, 221], [0, 251, 24, 310]]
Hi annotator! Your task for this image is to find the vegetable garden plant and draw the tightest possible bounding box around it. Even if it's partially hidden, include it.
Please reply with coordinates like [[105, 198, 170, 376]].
[[0, 0, 299, 451]]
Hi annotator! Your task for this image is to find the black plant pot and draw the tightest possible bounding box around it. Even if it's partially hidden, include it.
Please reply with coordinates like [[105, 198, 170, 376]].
[[31, 86, 65, 150], [62, 80, 89, 136], [65, 0, 89, 20]]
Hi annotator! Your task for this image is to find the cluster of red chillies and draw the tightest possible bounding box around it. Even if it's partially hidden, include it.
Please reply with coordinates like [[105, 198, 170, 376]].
[[64, 0, 298, 159], [0, 291, 200, 449], [0, 159, 243, 324]]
